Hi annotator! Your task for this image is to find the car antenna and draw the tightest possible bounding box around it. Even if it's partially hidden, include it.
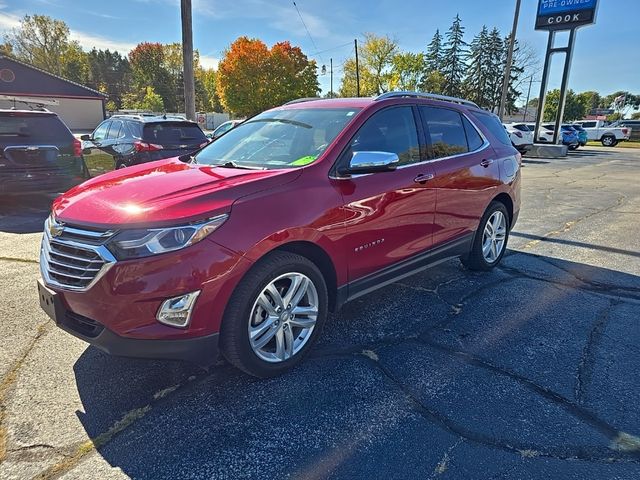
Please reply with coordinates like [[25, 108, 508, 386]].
[[162, 113, 167, 119]]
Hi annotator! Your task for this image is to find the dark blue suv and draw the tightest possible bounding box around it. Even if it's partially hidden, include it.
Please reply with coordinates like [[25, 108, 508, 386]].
[[81, 114, 209, 172]]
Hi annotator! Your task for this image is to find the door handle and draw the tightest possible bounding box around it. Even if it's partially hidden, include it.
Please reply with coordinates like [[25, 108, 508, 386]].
[[414, 173, 434, 184], [480, 159, 494, 168]]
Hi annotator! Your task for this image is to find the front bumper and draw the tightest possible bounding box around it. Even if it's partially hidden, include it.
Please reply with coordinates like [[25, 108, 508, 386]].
[[39, 278, 221, 365]]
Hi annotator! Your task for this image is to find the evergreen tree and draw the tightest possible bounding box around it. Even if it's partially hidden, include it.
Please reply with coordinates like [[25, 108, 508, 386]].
[[441, 15, 467, 97], [419, 29, 443, 92], [485, 27, 505, 111], [463, 26, 490, 106], [424, 30, 443, 73]]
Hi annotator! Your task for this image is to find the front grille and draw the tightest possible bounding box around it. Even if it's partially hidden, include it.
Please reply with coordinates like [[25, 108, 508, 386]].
[[41, 217, 117, 291]]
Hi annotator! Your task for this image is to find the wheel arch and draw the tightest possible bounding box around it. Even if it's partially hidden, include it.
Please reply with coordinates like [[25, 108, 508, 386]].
[[491, 192, 514, 226], [272, 241, 339, 312]]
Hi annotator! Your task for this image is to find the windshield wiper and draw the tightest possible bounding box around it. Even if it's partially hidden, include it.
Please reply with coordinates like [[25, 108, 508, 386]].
[[245, 118, 312, 129], [216, 161, 266, 170]]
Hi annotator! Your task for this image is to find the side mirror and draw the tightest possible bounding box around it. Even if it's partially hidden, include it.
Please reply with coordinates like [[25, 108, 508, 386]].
[[80, 134, 91, 141], [339, 151, 399, 176]]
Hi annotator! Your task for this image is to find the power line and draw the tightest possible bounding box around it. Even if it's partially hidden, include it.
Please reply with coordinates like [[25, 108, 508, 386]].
[[309, 42, 353, 57], [292, 1, 322, 63]]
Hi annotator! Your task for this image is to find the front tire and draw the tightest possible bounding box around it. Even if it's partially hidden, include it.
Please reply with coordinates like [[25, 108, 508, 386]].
[[461, 201, 510, 271], [220, 251, 328, 378]]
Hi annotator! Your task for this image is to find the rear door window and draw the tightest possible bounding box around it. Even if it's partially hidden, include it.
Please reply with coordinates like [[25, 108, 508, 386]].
[[0, 114, 73, 145], [143, 122, 206, 144], [420, 106, 469, 159], [473, 111, 512, 146], [581, 121, 597, 128], [106, 120, 123, 140]]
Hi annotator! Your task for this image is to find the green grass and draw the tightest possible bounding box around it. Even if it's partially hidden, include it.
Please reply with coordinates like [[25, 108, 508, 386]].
[[586, 140, 640, 149], [84, 153, 115, 177]]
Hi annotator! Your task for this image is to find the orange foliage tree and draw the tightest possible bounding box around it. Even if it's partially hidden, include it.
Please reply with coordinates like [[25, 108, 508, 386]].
[[217, 37, 319, 117]]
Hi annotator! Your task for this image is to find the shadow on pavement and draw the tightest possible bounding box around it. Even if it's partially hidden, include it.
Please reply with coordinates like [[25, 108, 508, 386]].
[[71, 252, 640, 479], [0, 194, 54, 234]]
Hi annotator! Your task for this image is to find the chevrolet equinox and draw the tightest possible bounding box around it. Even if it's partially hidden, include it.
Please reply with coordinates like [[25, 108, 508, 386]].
[[38, 92, 521, 378]]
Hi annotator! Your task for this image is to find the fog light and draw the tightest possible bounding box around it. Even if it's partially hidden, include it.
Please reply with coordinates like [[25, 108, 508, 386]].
[[156, 291, 201, 328]]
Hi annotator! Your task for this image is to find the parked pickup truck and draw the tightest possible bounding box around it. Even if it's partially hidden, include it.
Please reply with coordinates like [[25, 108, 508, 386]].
[[573, 120, 631, 147]]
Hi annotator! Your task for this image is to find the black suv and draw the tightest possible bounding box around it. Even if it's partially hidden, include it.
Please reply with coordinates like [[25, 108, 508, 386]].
[[81, 115, 209, 171], [0, 109, 89, 195]]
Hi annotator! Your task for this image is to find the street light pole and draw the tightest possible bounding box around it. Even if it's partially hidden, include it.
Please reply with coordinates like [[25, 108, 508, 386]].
[[499, 0, 522, 120], [181, 0, 196, 121]]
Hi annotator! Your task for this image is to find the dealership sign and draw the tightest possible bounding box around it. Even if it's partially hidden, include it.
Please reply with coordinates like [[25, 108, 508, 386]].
[[536, 0, 599, 30]]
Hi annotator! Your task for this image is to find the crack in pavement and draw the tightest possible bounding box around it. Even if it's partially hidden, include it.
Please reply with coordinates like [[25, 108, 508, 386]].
[[355, 345, 640, 464], [575, 299, 619, 406], [0, 323, 48, 463], [0, 256, 39, 265]]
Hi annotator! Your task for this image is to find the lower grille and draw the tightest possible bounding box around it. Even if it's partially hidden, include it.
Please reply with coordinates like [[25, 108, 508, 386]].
[[63, 311, 104, 338], [41, 217, 117, 291]]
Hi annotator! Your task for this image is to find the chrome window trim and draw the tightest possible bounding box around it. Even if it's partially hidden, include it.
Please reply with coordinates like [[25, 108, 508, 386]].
[[330, 110, 491, 179], [40, 217, 117, 292]]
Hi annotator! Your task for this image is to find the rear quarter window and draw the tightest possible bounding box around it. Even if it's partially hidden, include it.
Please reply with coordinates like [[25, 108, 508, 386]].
[[144, 122, 206, 144], [0, 114, 73, 145], [473, 111, 512, 146]]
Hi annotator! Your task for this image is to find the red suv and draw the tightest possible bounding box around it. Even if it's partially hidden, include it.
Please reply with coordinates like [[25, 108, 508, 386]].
[[37, 92, 521, 377]]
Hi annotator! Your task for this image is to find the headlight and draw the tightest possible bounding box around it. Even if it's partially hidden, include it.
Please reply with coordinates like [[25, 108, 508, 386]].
[[108, 214, 228, 259]]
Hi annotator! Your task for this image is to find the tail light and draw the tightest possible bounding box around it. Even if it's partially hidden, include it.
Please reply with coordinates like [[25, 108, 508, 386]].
[[134, 141, 164, 152], [73, 137, 83, 157], [622, 128, 629, 135], [514, 131, 523, 138]]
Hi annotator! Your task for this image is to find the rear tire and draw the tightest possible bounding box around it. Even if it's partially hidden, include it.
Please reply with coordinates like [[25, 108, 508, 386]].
[[601, 135, 617, 147], [220, 251, 328, 378], [461, 201, 510, 271]]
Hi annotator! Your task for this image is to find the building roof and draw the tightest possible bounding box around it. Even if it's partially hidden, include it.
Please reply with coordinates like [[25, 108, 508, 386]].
[[0, 55, 107, 99]]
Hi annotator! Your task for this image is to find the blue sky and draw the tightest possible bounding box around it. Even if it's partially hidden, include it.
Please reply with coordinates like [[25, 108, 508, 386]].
[[0, 0, 638, 101]]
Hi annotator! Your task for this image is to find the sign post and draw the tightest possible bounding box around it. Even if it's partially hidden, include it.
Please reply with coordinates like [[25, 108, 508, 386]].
[[534, 0, 599, 145]]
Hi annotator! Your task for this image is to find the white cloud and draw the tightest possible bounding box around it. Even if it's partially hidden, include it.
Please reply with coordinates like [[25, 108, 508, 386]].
[[0, 10, 134, 53], [192, 0, 333, 39], [200, 55, 219, 69], [69, 31, 135, 53], [0, 11, 21, 30]]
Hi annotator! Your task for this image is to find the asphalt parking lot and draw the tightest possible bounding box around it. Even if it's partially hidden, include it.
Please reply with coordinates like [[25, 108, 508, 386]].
[[1, 146, 639, 479]]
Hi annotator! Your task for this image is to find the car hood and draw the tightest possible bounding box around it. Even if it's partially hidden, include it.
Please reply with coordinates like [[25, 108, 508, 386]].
[[52, 158, 301, 228]]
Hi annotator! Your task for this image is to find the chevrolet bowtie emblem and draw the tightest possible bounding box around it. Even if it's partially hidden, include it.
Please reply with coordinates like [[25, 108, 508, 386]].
[[49, 220, 64, 237]]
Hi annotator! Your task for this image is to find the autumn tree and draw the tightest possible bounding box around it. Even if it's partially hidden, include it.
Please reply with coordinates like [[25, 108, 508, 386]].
[[4, 15, 90, 82], [339, 34, 398, 96], [217, 37, 319, 117], [391, 52, 424, 91], [86, 49, 131, 109], [128, 42, 173, 110]]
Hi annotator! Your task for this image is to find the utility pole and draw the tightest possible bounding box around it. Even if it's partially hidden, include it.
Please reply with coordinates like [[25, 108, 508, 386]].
[[354, 38, 360, 97], [499, 0, 521, 120], [330, 58, 333, 98], [181, 0, 196, 120], [523, 75, 534, 122]]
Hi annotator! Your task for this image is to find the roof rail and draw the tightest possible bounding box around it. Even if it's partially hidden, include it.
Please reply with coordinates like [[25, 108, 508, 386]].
[[284, 97, 322, 105], [375, 91, 479, 108]]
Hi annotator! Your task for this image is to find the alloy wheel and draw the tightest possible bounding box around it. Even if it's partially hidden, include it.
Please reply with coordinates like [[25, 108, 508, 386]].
[[482, 211, 507, 263], [248, 272, 319, 363]]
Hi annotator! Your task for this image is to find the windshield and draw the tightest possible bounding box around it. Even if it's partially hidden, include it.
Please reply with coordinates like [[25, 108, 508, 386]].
[[194, 108, 360, 169]]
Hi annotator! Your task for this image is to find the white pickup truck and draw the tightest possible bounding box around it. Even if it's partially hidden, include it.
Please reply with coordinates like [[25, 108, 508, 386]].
[[573, 120, 631, 147]]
